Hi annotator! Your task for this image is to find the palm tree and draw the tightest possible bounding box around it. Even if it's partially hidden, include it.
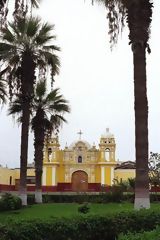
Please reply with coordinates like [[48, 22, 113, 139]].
[[31, 82, 70, 203], [0, 17, 60, 205], [9, 81, 70, 203], [93, 0, 153, 209]]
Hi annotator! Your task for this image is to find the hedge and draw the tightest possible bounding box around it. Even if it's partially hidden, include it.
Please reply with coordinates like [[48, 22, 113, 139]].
[[118, 226, 160, 240], [27, 192, 135, 205], [26, 193, 160, 205], [1, 210, 160, 240]]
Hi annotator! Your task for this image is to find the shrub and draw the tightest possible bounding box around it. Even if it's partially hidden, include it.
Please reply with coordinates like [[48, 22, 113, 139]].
[[118, 226, 160, 240], [78, 203, 90, 214], [27, 195, 35, 205], [0, 193, 22, 211], [1, 210, 160, 239]]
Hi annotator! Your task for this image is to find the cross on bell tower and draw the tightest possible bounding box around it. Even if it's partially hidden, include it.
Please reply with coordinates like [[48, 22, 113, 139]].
[[77, 130, 83, 140]]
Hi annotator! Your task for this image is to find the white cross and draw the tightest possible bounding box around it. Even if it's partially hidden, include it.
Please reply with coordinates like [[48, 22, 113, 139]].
[[77, 130, 83, 140]]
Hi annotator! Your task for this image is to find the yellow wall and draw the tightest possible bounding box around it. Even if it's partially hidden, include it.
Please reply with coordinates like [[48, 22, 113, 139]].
[[95, 165, 101, 183], [105, 167, 111, 185], [46, 167, 52, 186], [114, 169, 135, 182], [0, 167, 16, 185]]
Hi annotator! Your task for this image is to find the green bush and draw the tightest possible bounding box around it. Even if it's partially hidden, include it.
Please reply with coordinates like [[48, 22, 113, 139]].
[[78, 203, 90, 214], [118, 226, 160, 240], [27, 195, 35, 205], [1, 210, 160, 239], [0, 193, 22, 211], [41, 193, 135, 204]]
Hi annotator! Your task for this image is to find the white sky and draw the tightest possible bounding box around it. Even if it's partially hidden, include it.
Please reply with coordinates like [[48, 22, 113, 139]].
[[0, 0, 160, 168]]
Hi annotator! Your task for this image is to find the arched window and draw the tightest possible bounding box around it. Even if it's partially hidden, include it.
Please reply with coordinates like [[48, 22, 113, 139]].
[[105, 148, 110, 161], [48, 148, 52, 162], [78, 156, 82, 163], [9, 176, 12, 185]]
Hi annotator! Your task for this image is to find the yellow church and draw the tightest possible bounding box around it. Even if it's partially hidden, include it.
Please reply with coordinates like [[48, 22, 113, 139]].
[[0, 129, 135, 192]]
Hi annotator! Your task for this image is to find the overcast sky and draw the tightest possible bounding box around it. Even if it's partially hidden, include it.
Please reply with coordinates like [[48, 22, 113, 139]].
[[0, 0, 160, 168]]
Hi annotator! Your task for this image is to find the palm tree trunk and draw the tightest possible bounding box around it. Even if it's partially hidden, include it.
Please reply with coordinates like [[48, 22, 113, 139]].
[[133, 44, 150, 209], [19, 52, 35, 206], [34, 114, 45, 203], [125, 0, 152, 210], [19, 101, 30, 206]]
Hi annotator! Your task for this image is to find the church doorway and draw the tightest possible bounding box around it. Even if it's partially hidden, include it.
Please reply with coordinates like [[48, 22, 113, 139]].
[[72, 171, 88, 192]]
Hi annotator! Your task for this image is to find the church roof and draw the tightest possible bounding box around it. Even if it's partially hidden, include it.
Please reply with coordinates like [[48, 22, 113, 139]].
[[115, 161, 135, 170], [69, 140, 91, 149]]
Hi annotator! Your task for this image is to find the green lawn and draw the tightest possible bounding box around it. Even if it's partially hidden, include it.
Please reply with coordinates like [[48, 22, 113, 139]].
[[0, 203, 160, 222]]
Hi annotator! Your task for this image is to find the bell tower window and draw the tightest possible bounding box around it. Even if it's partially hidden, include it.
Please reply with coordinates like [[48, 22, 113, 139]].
[[78, 156, 82, 163], [48, 148, 52, 162]]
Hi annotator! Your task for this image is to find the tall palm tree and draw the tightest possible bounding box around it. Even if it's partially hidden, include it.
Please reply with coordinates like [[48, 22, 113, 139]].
[[93, 0, 152, 209], [9, 81, 70, 203], [0, 17, 60, 205]]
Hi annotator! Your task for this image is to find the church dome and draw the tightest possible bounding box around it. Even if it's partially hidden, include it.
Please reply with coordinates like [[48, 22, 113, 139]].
[[69, 140, 91, 149], [101, 128, 114, 138]]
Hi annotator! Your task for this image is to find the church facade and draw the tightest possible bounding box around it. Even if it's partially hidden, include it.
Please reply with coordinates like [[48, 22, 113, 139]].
[[0, 129, 135, 192], [43, 129, 117, 192]]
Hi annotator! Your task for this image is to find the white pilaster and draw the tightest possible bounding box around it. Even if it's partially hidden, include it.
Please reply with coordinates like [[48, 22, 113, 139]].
[[52, 166, 56, 186], [42, 166, 46, 186], [101, 166, 105, 184], [111, 167, 114, 185]]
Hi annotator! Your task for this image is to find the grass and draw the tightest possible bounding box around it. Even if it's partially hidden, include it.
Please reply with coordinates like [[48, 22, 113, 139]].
[[0, 203, 132, 221], [0, 202, 160, 222]]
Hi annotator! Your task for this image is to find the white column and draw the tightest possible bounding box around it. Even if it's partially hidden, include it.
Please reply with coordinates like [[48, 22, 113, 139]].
[[110, 167, 114, 185], [52, 166, 56, 186], [42, 166, 46, 186], [101, 166, 105, 185]]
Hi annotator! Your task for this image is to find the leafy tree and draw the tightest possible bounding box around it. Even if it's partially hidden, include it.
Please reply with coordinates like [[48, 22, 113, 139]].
[[0, 16, 60, 205], [92, 0, 152, 209], [149, 152, 160, 190], [9, 81, 70, 203]]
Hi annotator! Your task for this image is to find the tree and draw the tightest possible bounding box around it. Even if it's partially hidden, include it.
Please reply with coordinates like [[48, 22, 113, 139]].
[[9, 81, 70, 203], [149, 152, 160, 191], [93, 0, 152, 209], [0, 17, 60, 205]]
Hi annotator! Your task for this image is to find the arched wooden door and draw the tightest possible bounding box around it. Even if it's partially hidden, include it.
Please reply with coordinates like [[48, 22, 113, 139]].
[[72, 171, 88, 192]]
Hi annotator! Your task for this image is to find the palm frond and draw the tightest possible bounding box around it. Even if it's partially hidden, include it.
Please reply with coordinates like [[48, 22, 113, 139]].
[[0, 79, 7, 104], [49, 103, 70, 114], [26, 17, 41, 37], [31, 0, 41, 8], [0, 27, 15, 43], [45, 88, 60, 102], [43, 45, 60, 52], [35, 23, 55, 45], [8, 96, 23, 115], [35, 80, 46, 99]]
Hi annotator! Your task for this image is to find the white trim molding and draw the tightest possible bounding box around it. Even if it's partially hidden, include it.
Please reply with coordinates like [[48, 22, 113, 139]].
[[52, 166, 56, 186], [111, 167, 114, 185], [42, 166, 46, 186]]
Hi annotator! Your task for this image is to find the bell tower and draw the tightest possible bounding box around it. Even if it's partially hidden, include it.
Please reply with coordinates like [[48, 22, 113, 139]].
[[44, 135, 60, 163], [99, 128, 116, 162]]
